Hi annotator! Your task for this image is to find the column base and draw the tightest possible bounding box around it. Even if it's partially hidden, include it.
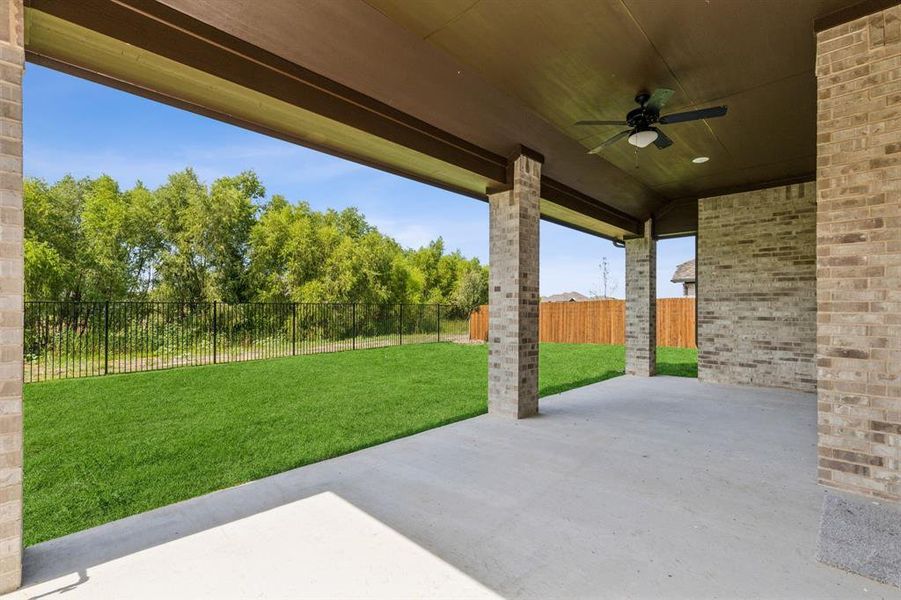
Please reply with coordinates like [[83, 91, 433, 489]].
[[817, 491, 901, 589]]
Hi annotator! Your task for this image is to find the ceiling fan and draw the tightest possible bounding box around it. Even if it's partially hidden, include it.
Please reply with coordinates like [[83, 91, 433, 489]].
[[575, 89, 727, 154]]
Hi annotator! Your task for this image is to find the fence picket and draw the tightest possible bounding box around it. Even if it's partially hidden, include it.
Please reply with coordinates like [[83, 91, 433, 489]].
[[103, 301, 109, 375]]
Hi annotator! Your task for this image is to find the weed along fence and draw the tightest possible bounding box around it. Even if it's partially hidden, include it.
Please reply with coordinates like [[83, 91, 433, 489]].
[[24, 301, 470, 382], [469, 297, 696, 348]]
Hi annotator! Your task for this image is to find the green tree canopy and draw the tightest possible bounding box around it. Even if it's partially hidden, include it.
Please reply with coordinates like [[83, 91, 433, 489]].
[[24, 169, 488, 310]]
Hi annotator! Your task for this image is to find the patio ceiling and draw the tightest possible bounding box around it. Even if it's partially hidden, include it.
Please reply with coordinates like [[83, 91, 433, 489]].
[[24, 0, 868, 239], [364, 0, 841, 200]]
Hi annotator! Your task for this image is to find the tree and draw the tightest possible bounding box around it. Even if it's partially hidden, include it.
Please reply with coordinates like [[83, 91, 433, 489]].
[[80, 175, 137, 299], [152, 169, 212, 301], [591, 256, 618, 299], [247, 195, 298, 302], [451, 263, 489, 315], [24, 176, 86, 300], [125, 182, 164, 295], [24, 239, 67, 301], [310, 231, 410, 305], [406, 238, 445, 304], [203, 171, 263, 302]]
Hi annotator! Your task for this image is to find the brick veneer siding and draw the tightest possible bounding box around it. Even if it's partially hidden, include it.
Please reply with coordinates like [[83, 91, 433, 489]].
[[816, 5, 901, 501], [697, 183, 817, 393], [0, 0, 22, 593], [487, 153, 540, 418], [625, 220, 656, 376]]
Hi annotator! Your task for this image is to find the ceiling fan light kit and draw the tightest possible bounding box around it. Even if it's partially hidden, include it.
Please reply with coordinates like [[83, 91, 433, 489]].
[[628, 129, 658, 148], [576, 88, 727, 154]]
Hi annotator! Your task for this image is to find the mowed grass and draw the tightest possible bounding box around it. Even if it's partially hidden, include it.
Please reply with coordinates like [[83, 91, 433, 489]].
[[24, 342, 697, 545]]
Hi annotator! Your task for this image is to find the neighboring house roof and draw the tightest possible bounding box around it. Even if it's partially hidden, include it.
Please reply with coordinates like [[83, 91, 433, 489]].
[[542, 291, 589, 303], [671, 259, 696, 283]]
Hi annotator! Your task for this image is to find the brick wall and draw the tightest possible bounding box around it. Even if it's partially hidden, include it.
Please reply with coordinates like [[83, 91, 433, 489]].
[[0, 0, 22, 593], [697, 183, 817, 393], [487, 153, 541, 418], [625, 220, 655, 376], [816, 5, 901, 501]]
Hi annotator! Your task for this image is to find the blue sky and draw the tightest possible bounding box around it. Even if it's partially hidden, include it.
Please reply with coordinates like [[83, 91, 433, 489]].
[[23, 64, 694, 297]]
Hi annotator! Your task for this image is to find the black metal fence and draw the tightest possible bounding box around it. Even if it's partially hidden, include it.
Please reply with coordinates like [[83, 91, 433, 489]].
[[24, 301, 470, 383]]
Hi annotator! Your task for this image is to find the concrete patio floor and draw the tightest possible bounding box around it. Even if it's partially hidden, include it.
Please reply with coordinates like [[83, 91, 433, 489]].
[[11, 376, 901, 599]]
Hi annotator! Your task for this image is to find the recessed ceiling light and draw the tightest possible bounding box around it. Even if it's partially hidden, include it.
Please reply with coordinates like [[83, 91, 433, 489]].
[[692, 156, 710, 164]]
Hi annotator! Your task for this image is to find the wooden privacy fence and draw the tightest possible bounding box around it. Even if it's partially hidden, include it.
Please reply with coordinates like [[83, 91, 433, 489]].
[[656, 298, 696, 348], [468, 297, 696, 348]]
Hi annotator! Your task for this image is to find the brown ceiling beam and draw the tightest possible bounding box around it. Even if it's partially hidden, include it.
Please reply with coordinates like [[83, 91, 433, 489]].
[[540, 178, 642, 235], [688, 172, 816, 203], [653, 198, 698, 239], [27, 0, 509, 184], [25, 51, 492, 204], [539, 214, 621, 243], [814, 0, 900, 32]]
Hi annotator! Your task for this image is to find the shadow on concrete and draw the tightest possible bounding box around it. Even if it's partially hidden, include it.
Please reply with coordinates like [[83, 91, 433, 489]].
[[24, 569, 88, 599]]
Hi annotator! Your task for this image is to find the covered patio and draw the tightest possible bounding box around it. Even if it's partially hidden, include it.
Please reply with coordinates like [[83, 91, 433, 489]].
[[11, 376, 899, 598], [0, 0, 898, 595]]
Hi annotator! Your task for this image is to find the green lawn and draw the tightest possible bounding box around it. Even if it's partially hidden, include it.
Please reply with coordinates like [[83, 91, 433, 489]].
[[24, 342, 696, 546]]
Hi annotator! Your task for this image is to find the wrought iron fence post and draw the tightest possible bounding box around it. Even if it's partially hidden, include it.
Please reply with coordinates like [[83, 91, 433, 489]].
[[399, 303, 404, 345], [212, 301, 218, 364], [292, 303, 297, 356], [352, 303, 356, 350], [437, 304, 441, 343], [103, 301, 109, 375]]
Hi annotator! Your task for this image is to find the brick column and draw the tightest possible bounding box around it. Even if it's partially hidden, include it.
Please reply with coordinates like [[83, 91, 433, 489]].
[[625, 220, 655, 376], [488, 151, 541, 418], [816, 4, 901, 502], [0, 0, 23, 594]]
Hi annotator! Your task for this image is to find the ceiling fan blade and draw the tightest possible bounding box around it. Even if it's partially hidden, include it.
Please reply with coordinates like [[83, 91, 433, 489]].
[[652, 127, 673, 149], [659, 106, 728, 124], [587, 130, 631, 154], [575, 120, 628, 126], [645, 88, 674, 112]]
